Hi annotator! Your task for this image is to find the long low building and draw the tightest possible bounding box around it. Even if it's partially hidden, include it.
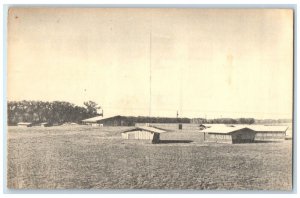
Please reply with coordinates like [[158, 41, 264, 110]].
[[82, 115, 190, 127], [81, 116, 104, 126], [250, 125, 288, 141], [40, 122, 52, 127], [121, 126, 167, 143], [202, 125, 288, 144], [17, 122, 33, 127], [82, 115, 132, 126]]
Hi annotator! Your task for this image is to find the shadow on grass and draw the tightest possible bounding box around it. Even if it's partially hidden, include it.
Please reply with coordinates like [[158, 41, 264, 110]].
[[158, 140, 193, 144]]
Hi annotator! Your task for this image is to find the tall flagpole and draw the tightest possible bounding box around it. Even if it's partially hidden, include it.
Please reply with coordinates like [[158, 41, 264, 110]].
[[149, 27, 152, 118]]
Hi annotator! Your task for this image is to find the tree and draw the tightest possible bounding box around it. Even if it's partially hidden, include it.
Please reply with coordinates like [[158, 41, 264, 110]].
[[7, 100, 103, 125], [83, 101, 101, 116]]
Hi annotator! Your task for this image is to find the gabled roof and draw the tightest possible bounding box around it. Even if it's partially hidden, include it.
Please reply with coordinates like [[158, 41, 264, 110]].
[[17, 122, 32, 125], [82, 115, 105, 122], [201, 124, 289, 134], [201, 125, 250, 134], [82, 115, 121, 122], [122, 126, 167, 134], [200, 124, 228, 128], [248, 125, 288, 132]]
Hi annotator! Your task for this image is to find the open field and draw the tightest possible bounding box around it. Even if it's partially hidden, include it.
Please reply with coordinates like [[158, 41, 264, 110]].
[[7, 126, 292, 190]]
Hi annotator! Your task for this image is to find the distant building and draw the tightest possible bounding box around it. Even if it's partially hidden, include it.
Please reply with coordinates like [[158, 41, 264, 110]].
[[97, 115, 132, 126], [17, 122, 32, 127], [121, 126, 167, 143], [62, 122, 79, 126], [82, 114, 191, 127], [40, 122, 52, 127], [82, 115, 104, 126], [82, 115, 137, 126], [199, 124, 231, 129]]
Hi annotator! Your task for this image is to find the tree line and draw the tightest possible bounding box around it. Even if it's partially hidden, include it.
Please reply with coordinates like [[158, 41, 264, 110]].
[[190, 118, 255, 125], [7, 100, 101, 125], [255, 119, 292, 124], [8, 100, 288, 126]]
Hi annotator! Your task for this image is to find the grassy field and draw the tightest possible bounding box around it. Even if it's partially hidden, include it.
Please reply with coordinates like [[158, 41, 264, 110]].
[[7, 126, 292, 190]]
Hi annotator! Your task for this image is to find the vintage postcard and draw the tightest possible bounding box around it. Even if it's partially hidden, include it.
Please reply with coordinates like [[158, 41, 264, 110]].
[[7, 8, 293, 190]]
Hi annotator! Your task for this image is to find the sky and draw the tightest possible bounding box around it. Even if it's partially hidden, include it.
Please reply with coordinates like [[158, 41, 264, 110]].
[[7, 8, 293, 119]]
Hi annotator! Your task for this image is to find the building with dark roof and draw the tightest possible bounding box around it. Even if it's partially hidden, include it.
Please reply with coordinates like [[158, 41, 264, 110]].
[[17, 122, 33, 127], [203, 126, 256, 144]]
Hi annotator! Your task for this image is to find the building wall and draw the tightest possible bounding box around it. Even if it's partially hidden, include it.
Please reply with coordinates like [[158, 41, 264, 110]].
[[91, 123, 103, 127], [122, 130, 154, 140], [231, 129, 256, 143], [17, 124, 32, 127], [122, 130, 160, 143], [255, 132, 286, 141], [152, 133, 160, 143], [41, 124, 52, 127], [99, 116, 135, 126], [205, 133, 232, 143]]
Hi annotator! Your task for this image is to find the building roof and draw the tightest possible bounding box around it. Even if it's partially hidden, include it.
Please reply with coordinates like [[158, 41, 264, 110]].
[[82, 115, 105, 122], [248, 125, 288, 132], [122, 126, 167, 134], [61, 122, 79, 125], [202, 125, 288, 134], [82, 114, 122, 123], [201, 125, 249, 134], [200, 124, 228, 127], [17, 122, 32, 125]]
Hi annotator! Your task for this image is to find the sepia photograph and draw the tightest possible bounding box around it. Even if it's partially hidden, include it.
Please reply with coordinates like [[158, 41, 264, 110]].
[[6, 7, 294, 190]]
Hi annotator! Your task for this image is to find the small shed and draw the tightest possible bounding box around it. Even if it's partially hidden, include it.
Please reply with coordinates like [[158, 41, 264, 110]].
[[203, 126, 256, 144], [62, 122, 79, 126], [121, 126, 166, 143], [17, 122, 33, 127], [40, 122, 52, 127]]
